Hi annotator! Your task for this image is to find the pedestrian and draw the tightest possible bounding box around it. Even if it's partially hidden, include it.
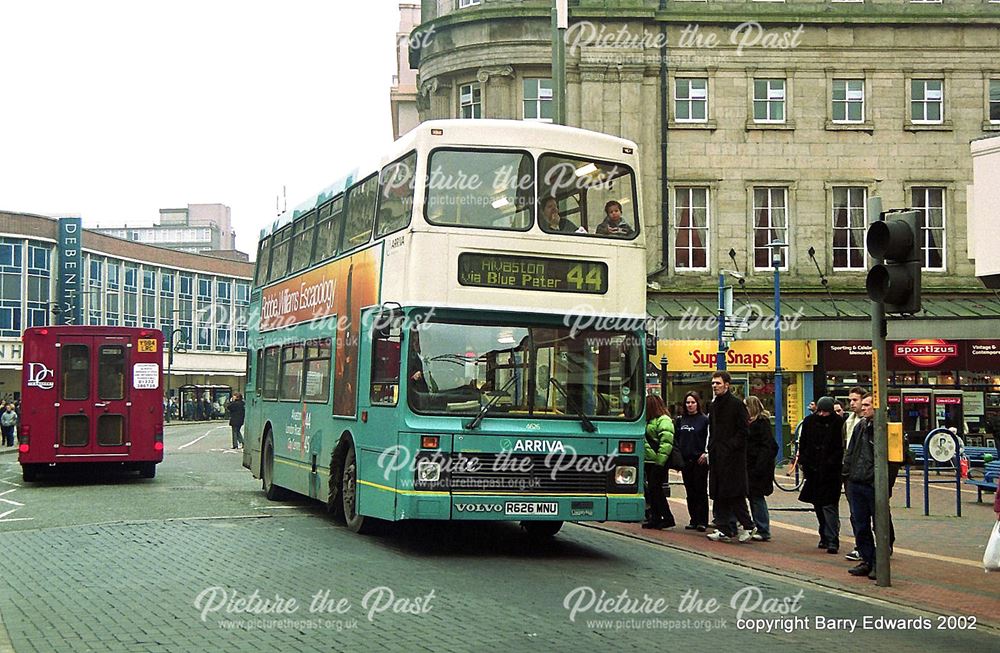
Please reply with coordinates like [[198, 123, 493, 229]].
[[798, 396, 845, 554], [807, 400, 817, 414], [995, 472, 1000, 521], [1, 403, 17, 447], [228, 392, 245, 449], [842, 386, 866, 562], [706, 371, 755, 543], [675, 391, 710, 532], [642, 395, 676, 529], [745, 396, 778, 542], [833, 400, 845, 418], [843, 393, 877, 578]]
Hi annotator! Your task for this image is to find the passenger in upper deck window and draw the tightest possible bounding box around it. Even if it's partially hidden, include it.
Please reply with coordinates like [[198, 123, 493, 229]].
[[596, 200, 633, 236], [540, 196, 586, 234]]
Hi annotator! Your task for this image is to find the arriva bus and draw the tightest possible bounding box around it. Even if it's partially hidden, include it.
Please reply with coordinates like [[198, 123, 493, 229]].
[[245, 119, 647, 536], [19, 326, 165, 482]]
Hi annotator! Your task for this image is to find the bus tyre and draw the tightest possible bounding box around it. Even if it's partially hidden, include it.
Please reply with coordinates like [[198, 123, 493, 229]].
[[521, 521, 563, 538], [262, 432, 289, 501], [139, 463, 156, 479], [341, 444, 373, 534], [22, 464, 39, 483]]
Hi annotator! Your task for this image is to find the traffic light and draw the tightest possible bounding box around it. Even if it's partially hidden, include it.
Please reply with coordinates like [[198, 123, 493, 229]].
[[865, 209, 923, 314]]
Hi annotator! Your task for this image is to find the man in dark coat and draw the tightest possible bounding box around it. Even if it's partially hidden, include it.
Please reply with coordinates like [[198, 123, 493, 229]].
[[228, 393, 245, 449], [706, 371, 755, 543], [797, 396, 845, 553]]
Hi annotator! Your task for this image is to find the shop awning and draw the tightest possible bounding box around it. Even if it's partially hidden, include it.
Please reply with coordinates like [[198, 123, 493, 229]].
[[646, 293, 1000, 341]]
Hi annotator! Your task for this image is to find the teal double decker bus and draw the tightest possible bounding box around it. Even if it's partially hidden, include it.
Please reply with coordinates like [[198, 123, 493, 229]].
[[244, 120, 648, 536]]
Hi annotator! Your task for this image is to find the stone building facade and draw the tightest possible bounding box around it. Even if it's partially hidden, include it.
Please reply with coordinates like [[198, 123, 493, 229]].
[[410, 0, 1000, 422], [411, 0, 1000, 297]]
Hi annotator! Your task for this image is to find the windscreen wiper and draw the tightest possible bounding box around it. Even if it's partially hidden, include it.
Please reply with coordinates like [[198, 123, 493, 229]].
[[464, 374, 519, 431], [548, 378, 597, 433]]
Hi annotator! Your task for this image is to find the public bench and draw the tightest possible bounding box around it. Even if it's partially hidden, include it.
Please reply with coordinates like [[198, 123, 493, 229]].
[[964, 461, 1000, 503]]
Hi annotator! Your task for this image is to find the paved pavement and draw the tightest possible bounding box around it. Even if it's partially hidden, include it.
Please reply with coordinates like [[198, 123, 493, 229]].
[[599, 468, 1000, 629]]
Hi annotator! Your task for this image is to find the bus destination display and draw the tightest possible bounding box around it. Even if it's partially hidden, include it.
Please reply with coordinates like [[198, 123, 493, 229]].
[[458, 253, 608, 294]]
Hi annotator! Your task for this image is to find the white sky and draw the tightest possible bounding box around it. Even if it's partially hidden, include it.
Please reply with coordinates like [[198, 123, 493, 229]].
[[0, 0, 400, 258]]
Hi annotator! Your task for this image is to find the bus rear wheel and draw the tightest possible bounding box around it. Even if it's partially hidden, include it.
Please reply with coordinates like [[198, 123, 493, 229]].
[[521, 521, 564, 538], [341, 444, 373, 534], [22, 464, 39, 483], [262, 432, 288, 501]]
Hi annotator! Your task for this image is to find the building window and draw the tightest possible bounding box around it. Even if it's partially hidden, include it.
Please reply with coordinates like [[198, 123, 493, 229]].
[[832, 79, 864, 123], [990, 79, 1000, 124], [674, 187, 709, 270], [752, 187, 788, 270], [832, 187, 867, 270], [911, 79, 943, 124], [216, 280, 231, 302], [0, 240, 22, 271], [0, 303, 21, 337], [911, 187, 946, 270], [179, 274, 192, 298], [458, 0, 481, 7], [753, 79, 785, 123], [124, 265, 137, 291], [675, 78, 708, 123], [198, 278, 211, 300], [459, 82, 482, 119], [523, 78, 553, 122], [28, 245, 50, 275], [106, 262, 119, 290]]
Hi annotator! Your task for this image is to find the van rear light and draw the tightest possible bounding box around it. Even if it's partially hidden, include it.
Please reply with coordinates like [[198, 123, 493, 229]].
[[18, 443, 29, 454], [154, 441, 164, 452], [19, 424, 29, 445], [154, 428, 163, 451]]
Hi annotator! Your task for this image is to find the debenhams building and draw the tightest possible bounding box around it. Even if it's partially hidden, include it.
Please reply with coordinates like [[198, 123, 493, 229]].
[[0, 211, 253, 402]]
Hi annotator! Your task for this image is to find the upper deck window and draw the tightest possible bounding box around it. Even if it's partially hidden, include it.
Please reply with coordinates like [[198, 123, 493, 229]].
[[268, 225, 293, 283], [538, 155, 638, 239], [424, 149, 533, 231], [375, 152, 417, 238], [313, 196, 344, 263], [290, 210, 317, 273], [341, 175, 379, 252]]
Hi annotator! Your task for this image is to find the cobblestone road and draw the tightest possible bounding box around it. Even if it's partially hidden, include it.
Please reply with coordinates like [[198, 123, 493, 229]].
[[0, 423, 996, 652]]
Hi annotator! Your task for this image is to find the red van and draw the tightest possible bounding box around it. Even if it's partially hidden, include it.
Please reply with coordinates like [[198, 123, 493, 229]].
[[19, 326, 165, 482]]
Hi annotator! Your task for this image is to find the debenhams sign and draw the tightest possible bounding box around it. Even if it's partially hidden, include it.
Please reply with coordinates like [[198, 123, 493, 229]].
[[0, 339, 23, 365]]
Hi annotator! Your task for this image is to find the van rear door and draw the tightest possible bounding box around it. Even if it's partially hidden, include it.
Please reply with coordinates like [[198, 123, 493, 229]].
[[55, 335, 131, 458]]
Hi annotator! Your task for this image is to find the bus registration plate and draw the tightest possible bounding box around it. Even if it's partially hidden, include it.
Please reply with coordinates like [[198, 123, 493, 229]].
[[505, 502, 559, 516], [137, 338, 158, 353]]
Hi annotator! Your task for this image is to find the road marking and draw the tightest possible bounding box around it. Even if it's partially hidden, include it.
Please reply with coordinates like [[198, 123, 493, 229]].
[[178, 434, 209, 450], [0, 499, 24, 507], [0, 508, 18, 519], [0, 489, 18, 497]]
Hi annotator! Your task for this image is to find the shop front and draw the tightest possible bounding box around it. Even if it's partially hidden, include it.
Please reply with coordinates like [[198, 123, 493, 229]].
[[650, 339, 817, 427], [819, 339, 1000, 446]]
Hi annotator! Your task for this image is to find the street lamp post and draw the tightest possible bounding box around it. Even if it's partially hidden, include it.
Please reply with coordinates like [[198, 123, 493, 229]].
[[770, 240, 788, 459], [166, 328, 186, 423]]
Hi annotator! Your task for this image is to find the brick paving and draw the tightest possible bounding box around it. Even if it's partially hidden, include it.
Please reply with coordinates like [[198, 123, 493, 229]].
[[598, 468, 1000, 629]]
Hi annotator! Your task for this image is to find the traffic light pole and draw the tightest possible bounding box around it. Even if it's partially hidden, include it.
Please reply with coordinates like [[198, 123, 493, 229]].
[[871, 291, 892, 587]]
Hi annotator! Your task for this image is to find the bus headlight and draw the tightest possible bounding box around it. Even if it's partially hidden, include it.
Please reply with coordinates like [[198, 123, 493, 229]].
[[614, 465, 637, 486], [417, 460, 441, 483]]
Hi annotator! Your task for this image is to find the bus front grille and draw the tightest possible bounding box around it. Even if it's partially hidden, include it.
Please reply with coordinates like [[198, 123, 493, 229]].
[[448, 453, 609, 494]]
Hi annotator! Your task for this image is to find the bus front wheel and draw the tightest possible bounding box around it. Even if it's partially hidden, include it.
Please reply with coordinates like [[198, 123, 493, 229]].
[[521, 521, 564, 538], [262, 432, 288, 501], [341, 444, 373, 534]]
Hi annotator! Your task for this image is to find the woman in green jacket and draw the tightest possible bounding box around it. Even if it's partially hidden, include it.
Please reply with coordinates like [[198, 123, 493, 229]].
[[643, 394, 676, 529]]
